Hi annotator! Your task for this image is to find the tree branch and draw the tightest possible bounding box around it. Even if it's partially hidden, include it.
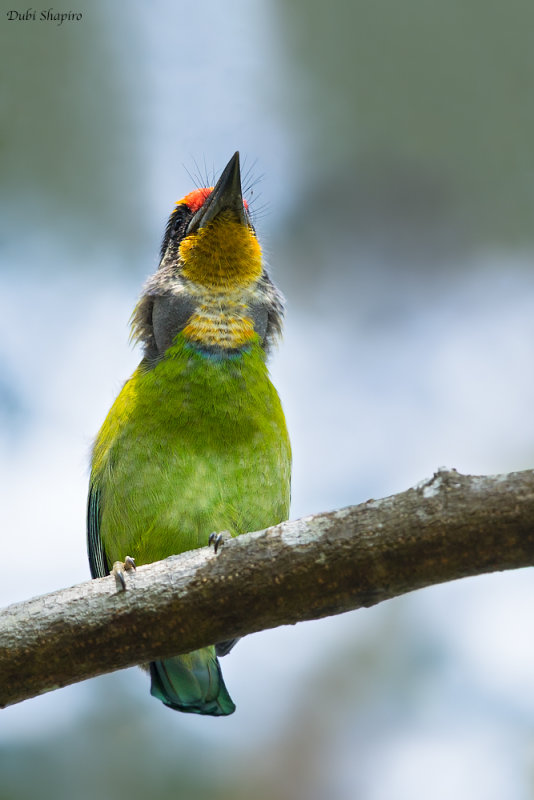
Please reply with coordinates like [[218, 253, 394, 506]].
[[2, 467, 534, 708]]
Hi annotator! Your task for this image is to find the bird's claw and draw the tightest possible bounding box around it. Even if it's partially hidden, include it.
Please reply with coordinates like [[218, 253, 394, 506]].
[[112, 556, 136, 591], [208, 532, 224, 554]]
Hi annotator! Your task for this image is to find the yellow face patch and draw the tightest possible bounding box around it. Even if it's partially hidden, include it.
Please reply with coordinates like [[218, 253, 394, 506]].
[[179, 211, 262, 289]]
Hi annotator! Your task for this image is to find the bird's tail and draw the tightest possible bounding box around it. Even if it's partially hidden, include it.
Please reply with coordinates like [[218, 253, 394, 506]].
[[149, 647, 236, 716]]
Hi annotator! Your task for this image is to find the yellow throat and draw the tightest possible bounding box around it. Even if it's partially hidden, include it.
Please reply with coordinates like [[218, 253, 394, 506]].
[[179, 211, 263, 349]]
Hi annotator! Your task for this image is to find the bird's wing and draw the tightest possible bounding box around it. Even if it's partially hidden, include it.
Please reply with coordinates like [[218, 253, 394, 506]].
[[87, 482, 111, 579]]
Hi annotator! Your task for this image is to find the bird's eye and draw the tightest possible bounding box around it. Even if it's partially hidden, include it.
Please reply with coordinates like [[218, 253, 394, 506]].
[[160, 205, 192, 259], [170, 205, 190, 234]]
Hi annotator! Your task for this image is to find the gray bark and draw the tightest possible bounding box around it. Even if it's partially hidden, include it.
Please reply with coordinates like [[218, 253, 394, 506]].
[[1, 467, 534, 708]]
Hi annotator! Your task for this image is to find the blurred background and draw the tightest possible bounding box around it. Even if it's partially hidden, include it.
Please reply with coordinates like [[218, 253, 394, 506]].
[[2, 1, 534, 797]]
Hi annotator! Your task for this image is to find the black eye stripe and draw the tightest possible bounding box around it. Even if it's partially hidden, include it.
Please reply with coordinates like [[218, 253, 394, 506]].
[[159, 204, 193, 260]]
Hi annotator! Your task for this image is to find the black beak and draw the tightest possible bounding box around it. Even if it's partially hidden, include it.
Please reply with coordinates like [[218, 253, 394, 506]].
[[186, 151, 246, 235]]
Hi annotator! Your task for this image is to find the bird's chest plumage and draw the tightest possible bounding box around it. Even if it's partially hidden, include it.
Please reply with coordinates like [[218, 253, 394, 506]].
[[94, 336, 291, 566]]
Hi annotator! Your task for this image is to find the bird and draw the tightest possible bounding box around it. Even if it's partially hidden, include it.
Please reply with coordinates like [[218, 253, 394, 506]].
[[87, 152, 291, 716]]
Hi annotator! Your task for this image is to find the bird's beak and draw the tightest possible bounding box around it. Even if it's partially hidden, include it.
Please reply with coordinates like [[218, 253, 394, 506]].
[[186, 151, 246, 236]]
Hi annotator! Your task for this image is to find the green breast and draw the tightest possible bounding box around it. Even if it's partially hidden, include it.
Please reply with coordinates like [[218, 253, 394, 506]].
[[91, 335, 291, 565]]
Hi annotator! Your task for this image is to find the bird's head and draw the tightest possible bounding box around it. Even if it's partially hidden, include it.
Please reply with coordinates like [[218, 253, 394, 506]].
[[162, 152, 261, 288], [132, 152, 283, 361]]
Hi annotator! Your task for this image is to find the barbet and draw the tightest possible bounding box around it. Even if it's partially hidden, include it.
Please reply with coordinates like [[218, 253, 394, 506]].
[[87, 153, 291, 716]]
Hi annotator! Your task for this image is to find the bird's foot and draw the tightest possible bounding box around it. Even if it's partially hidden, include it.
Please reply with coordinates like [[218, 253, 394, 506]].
[[208, 532, 225, 554], [112, 555, 136, 591]]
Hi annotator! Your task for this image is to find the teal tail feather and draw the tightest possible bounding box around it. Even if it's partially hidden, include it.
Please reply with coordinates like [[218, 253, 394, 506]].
[[149, 647, 236, 716]]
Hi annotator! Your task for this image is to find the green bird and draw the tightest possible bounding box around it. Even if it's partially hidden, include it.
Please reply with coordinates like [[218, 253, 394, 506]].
[[87, 152, 291, 716]]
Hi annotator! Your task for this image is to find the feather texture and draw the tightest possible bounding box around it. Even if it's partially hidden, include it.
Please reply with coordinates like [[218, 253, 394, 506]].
[[87, 153, 291, 715]]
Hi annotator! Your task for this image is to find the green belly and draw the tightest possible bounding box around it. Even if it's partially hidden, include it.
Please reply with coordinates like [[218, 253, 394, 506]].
[[92, 337, 291, 566]]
